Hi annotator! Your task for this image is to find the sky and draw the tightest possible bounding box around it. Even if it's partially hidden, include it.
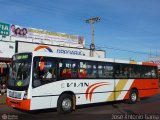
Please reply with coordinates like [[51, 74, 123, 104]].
[[0, 0, 160, 61]]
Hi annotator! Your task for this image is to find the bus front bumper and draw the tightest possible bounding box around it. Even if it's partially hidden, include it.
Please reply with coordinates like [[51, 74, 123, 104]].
[[6, 97, 30, 110]]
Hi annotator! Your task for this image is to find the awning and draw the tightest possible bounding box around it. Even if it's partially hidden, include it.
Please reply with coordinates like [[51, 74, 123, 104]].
[[0, 57, 12, 63]]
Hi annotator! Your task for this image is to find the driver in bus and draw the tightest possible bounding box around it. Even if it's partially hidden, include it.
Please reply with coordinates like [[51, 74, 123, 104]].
[[43, 69, 52, 79]]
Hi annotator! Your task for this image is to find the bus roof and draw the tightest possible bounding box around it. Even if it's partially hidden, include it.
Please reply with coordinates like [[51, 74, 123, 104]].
[[16, 51, 157, 66], [31, 51, 143, 65]]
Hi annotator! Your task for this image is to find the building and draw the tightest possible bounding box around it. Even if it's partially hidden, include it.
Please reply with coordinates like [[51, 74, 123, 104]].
[[0, 21, 105, 93]]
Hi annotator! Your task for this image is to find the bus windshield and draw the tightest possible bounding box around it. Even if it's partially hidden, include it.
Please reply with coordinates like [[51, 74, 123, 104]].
[[8, 53, 32, 90]]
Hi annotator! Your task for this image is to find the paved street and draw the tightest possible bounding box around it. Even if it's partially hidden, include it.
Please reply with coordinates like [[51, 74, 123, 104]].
[[0, 93, 160, 120]]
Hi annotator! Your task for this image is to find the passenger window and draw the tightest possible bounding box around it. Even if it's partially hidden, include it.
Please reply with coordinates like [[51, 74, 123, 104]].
[[141, 66, 157, 78], [115, 64, 127, 78], [115, 64, 133, 79], [86, 62, 97, 78], [141, 66, 151, 78], [78, 61, 97, 78], [151, 67, 157, 78], [133, 65, 141, 78], [78, 61, 87, 78], [59, 59, 77, 79], [126, 65, 137, 78], [33, 57, 57, 87], [98, 62, 113, 78]]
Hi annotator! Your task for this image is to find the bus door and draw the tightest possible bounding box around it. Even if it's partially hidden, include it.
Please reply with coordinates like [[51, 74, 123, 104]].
[[31, 56, 57, 110]]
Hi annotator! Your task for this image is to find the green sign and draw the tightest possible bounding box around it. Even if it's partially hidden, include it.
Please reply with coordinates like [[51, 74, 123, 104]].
[[17, 55, 29, 60], [0, 22, 10, 36], [17, 81, 22, 86]]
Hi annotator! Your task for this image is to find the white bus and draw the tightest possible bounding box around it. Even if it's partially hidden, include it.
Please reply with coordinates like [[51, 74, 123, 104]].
[[7, 52, 159, 113]]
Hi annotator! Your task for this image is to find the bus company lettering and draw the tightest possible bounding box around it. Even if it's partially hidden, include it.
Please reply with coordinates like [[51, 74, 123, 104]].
[[61, 82, 89, 88], [57, 49, 82, 55]]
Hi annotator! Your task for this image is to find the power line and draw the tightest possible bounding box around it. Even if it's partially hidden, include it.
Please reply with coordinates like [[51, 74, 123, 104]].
[[85, 43, 159, 57]]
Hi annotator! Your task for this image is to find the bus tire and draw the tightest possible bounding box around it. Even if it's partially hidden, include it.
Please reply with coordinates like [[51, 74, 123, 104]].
[[128, 90, 138, 104], [57, 94, 74, 114]]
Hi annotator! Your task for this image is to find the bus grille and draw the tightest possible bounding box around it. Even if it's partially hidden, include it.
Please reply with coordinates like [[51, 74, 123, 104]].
[[9, 91, 22, 99]]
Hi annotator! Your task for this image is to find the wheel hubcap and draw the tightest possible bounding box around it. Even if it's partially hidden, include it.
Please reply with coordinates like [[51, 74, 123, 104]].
[[131, 93, 137, 102], [62, 98, 71, 111]]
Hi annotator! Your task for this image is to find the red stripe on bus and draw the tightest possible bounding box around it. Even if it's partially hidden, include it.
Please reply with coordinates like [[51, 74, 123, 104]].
[[142, 62, 157, 66], [89, 84, 109, 101], [86, 82, 109, 100]]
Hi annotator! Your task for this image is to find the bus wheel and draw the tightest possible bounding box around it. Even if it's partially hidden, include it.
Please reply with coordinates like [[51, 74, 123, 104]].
[[128, 90, 138, 104], [57, 94, 74, 114]]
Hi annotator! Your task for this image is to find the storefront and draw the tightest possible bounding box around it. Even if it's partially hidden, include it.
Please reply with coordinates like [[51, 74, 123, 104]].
[[0, 59, 11, 94], [0, 41, 15, 94]]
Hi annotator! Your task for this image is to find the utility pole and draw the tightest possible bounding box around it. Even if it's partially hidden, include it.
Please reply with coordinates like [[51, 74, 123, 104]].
[[85, 17, 100, 57], [156, 49, 158, 57], [149, 48, 152, 58]]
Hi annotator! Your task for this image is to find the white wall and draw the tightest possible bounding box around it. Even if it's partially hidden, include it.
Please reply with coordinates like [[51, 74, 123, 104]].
[[0, 41, 15, 58], [17, 41, 105, 58]]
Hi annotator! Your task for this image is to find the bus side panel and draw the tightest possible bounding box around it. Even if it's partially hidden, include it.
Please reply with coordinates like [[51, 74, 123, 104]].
[[53, 79, 115, 105], [30, 97, 52, 110], [114, 79, 134, 101], [124, 79, 159, 99], [76, 92, 114, 105], [50, 96, 59, 108], [75, 80, 114, 105], [30, 84, 55, 110], [138, 89, 159, 97]]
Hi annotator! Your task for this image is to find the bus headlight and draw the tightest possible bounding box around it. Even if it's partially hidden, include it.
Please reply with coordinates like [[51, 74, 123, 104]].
[[23, 91, 28, 99]]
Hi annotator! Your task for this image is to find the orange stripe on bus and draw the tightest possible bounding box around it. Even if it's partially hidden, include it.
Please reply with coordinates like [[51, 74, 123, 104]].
[[34, 45, 48, 51], [6, 97, 30, 110], [124, 79, 159, 99]]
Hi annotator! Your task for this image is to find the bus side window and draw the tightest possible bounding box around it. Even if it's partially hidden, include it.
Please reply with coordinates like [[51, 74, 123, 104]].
[[59, 59, 77, 80], [141, 66, 158, 79], [98, 63, 113, 79], [128, 65, 136, 78], [134, 65, 141, 78], [115, 64, 121, 78], [78, 61, 87, 78], [98, 63, 105, 78], [115, 64, 128, 79], [85, 61, 97, 78], [33, 57, 57, 88], [106, 63, 113, 78], [151, 67, 157, 78]]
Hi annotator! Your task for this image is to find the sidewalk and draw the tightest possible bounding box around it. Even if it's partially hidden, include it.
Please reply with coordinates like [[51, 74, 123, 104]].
[[0, 95, 6, 104]]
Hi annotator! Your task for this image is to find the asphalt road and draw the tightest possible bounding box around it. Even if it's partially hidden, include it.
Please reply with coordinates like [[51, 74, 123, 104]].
[[0, 94, 160, 120]]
